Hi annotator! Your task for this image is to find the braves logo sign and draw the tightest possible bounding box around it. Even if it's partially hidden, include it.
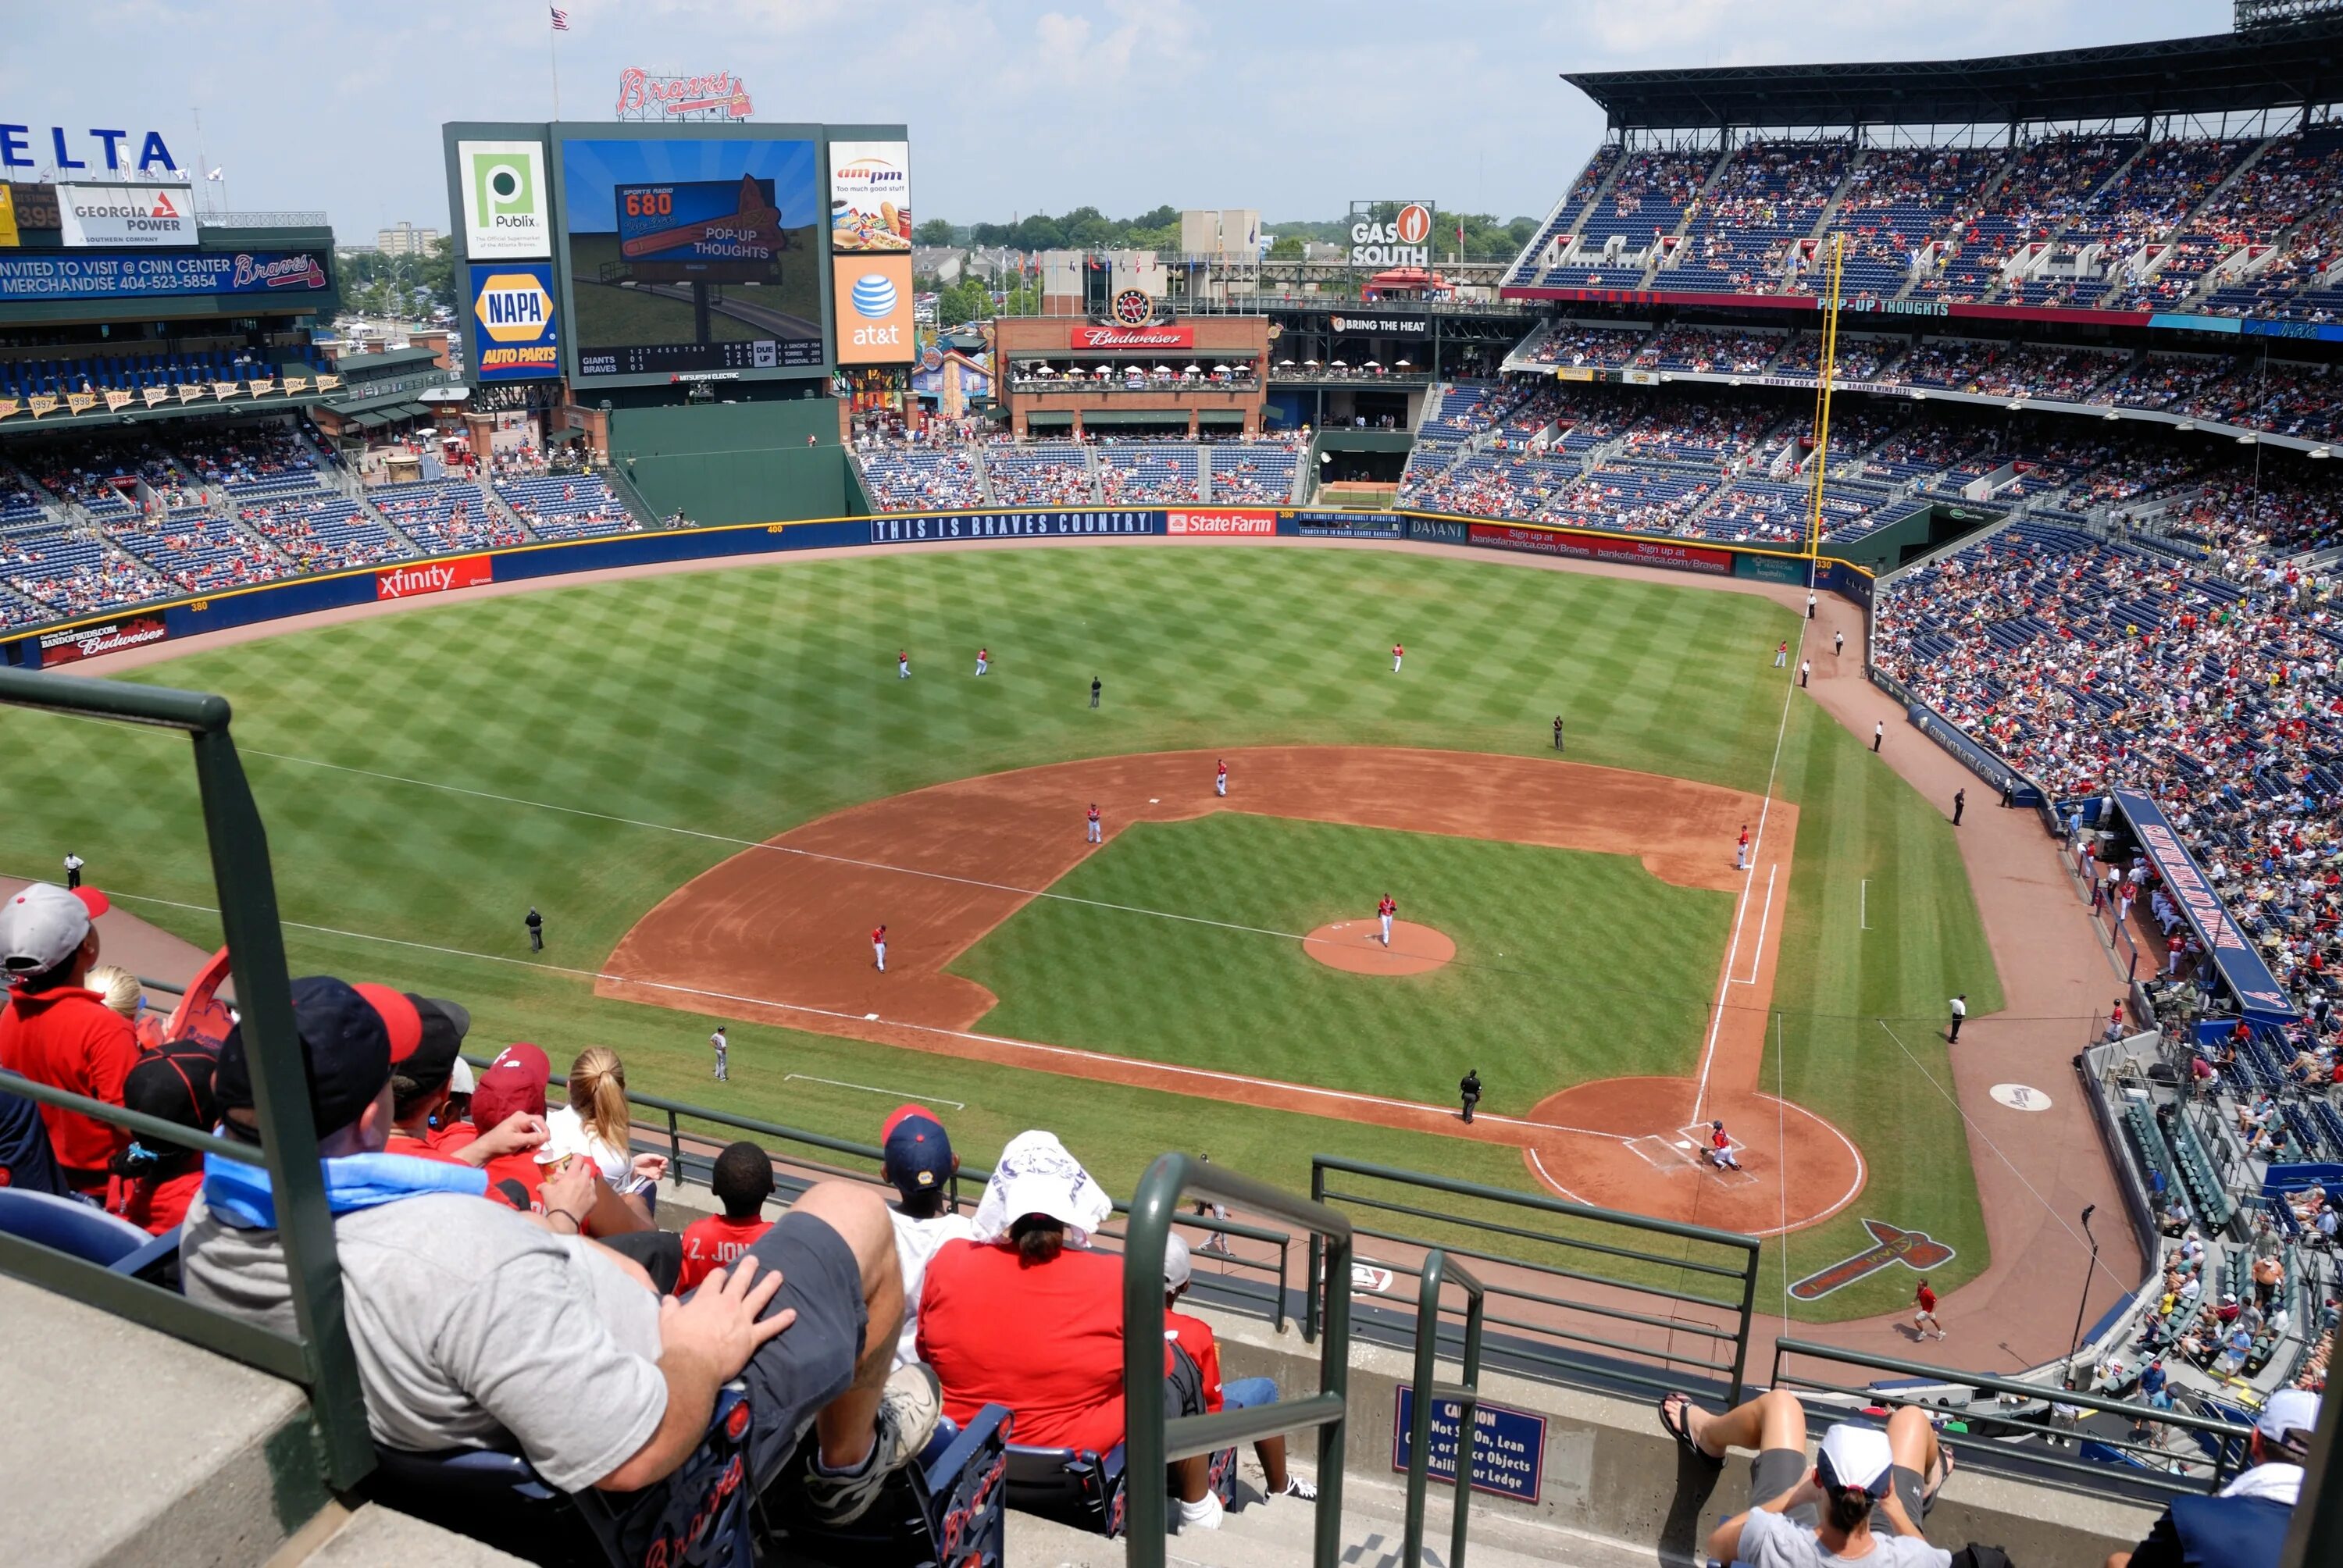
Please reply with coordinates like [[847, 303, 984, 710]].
[[1788, 1219, 1955, 1301], [1111, 288, 1155, 326]]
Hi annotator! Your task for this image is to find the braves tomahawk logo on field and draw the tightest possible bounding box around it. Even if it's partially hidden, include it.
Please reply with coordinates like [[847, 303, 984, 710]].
[[1788, 1219, 1956, 1301]]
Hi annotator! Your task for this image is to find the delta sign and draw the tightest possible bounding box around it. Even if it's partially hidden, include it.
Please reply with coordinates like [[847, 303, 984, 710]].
[[469, 262, 560, 381]]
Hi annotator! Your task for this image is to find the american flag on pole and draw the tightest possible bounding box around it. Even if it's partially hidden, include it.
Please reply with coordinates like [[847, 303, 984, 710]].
[[549, 5, 570, 29]]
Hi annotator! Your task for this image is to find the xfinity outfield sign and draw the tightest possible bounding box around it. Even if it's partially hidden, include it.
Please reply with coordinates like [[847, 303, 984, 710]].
[[1350, 200, 1433, 268]]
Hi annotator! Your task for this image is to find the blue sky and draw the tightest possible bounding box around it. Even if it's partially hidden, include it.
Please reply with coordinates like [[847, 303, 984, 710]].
[[2, 1, 2238, 240]]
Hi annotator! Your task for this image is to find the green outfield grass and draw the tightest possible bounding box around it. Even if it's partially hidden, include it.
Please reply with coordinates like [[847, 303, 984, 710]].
[[954, 813, 1728, 1111], [0, 543, 2002, 1320]]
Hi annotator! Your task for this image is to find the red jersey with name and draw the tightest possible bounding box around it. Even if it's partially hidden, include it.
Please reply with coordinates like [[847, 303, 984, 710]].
[[679, 1213, 776, 1293]]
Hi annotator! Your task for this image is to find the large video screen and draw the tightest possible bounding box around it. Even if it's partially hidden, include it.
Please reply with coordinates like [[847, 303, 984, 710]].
[[558, 135, 824, 380]]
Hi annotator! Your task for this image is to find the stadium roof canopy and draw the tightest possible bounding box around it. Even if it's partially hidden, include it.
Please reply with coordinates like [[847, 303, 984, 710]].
[[1564, 19, 2343, 131]]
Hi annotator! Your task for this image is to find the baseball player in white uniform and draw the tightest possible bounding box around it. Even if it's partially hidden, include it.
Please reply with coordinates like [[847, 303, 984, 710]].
[[975, 647, 989, 676], [711, 1026, 729, 1082], [872, 925, 888, 972], [1391, 641, 1404, 674], [897, 650, 911, 679], [1086, 803, 1102, 844], [1378, 893, 1396, 947], [1214, 759, 1228, 797]]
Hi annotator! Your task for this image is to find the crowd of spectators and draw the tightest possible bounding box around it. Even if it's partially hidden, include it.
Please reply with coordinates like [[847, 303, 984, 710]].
[[1634, 328, 1781, 374], [986, 443, 1097, 507]]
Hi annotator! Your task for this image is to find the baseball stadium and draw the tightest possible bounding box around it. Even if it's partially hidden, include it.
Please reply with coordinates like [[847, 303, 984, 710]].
[[0, 9, 2337, 1568]]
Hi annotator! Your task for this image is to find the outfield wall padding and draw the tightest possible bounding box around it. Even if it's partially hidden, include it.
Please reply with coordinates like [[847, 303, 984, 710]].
[[1, 504, 1874, 670]]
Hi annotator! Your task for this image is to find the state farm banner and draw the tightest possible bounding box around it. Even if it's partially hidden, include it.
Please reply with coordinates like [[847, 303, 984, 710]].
[[56, 182, 197, 247], [1467, 522, 1733, 576], [377, 554, 493, 600], [38, 614, 167, 665], [1072, 324, 1193, 351], [1166, 508, 1275, 536], [2113, 787, 2295, 1023]]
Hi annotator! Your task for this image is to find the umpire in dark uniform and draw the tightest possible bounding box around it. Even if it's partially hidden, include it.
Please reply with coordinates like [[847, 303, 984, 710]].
[[1459, 1069, 1482, 1124], [526, 906, 544, 953]]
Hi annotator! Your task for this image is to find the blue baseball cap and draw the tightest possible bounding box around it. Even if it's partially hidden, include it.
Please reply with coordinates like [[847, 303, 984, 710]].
[[881, 1103, 955, 1196]]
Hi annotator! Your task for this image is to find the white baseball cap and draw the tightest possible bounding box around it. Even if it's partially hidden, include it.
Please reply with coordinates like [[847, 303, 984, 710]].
[[1816, 1424, 1895, 1499], [972, 1130, 1114, 1245], [1164, 1233, 1193, 1292], [2257, 1388, 2321, 1457], [447, 1057, 477, 1096], [0, 883, 107, 977]]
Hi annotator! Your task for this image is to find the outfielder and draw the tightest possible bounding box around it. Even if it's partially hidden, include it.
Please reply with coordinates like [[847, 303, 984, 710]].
[[1086, 803, 1103, 844], [872, 924, 888, 972], [975, 647, 989, 676], [1773, 640, 1788, 668], [710, 1025, 729, 1082], [897, 649, 911, 679], [1378, 893, 1396, 947], [1391, 640, 1404, 674], [1214, 758, 1228, 797]]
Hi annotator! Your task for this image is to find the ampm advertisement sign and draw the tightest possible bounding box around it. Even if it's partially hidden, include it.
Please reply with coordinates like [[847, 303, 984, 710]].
[[834, 254, 913, 365], [458, 140, 550, 260], [469, 262, 561, 381]]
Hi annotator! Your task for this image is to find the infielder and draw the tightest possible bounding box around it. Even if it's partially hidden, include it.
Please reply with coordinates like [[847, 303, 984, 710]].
[[872, 924, 888, 972], [1378, 893, 1396, 947], [1214, 758, 1228, 797], [1735, 825, 1751, 871], [975, 647, 989, 676], [1086, 803, 1103, 844], [897, 649, 911, 679], [1391, 640, 1404, 673], [711, 1025, 729, 1082]]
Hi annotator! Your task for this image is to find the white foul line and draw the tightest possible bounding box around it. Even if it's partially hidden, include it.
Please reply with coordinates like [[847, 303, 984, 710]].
[[1737, 864, 1777, 986], [1860, 878, 1870, 932]]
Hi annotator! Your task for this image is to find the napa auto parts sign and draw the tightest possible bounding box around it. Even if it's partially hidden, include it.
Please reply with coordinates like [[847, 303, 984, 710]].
[[377, 554, 492, 600], [1166, 508, 1276, 536]]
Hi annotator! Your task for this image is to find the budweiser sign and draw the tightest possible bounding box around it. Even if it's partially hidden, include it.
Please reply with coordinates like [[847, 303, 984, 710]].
[[377, 554, 493, 600], [1072, 325, 1193, 350], [1166, 508, 1276, 536], [38, 614, 167, 665]]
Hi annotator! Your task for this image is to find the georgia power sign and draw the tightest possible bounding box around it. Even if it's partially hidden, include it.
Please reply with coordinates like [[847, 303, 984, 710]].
[[1352, 202, 1433, 267]]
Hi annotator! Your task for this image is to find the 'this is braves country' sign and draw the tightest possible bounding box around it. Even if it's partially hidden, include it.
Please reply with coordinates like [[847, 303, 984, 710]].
[[1788, 1219, 1955, 1301]]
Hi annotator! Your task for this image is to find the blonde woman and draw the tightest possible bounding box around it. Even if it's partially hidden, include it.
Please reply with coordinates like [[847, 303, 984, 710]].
[[544, 1046, 667, 1203], [85, 964, 163, 1049]]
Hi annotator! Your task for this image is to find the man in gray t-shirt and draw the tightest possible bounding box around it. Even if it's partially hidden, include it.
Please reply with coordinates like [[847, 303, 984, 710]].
[[181, 975, 936, 1524], [1661, 1388, 1952, 1568]]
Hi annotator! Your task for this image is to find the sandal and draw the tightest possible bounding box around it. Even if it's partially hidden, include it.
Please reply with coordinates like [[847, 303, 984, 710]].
[[1919, 1445, 1955, 1516], [1659, 1392, 1722, 1468]]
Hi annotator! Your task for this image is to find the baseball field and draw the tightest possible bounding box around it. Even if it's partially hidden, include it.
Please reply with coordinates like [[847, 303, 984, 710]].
[[0, 541, 2002, 1320]]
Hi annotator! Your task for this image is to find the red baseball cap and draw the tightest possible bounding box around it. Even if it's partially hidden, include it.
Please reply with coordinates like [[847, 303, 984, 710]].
[[351, 982, 423, 1064], [471, 1042, 551, 1128]]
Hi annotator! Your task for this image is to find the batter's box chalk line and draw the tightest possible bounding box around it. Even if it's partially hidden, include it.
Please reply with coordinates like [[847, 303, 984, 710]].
[[1626, 1134, 1698, 1173]]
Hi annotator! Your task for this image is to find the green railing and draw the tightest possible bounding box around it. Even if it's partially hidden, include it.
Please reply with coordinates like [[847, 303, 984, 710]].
[[1122, 1152, 1354, 1566], [1770, 1337, 2252, 1501], [1401, 1249, 1487, 1568], [0, 667, 374, 1488], [1310, 1156, 1763, 1402]]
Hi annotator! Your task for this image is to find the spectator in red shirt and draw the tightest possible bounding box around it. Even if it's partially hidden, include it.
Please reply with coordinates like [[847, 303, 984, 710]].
[[106, 1043, 219, 1235], [376, 992, 551, 1190], [0, 883, 141, 1194], [918, 1130, 1221, 1528], [1163, 1235, 1317, 1502], [679, 1142, 776, 1293]]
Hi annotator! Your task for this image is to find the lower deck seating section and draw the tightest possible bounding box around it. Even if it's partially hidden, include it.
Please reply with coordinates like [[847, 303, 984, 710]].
[[1204, 439, 1300, 505], [858, 444, 986, 511], [494, 474, 641, 540], [369, 480, 526, 554], [1096, 443, 1200, 505], [106, 515, 291, 594], [175, 423, 320, 495], [237, 488, 412, 572], [1875, 515, 2343, 1014], [0, 521, 164, 616], [985, 443, 1097, 507]]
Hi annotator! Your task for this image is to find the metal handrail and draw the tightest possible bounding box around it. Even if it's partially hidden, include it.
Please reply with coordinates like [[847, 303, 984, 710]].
[[1122, 1152, 1353, 1566], [1771, 1337, 2254, 1501], [1311, 1156, 1763, 1401], [1403, 1249, 1487, 1568], [0, 666, 373, 1488]]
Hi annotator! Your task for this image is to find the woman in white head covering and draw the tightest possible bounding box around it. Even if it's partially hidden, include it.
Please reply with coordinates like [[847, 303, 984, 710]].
[[919, 1131, 1225, 1530]]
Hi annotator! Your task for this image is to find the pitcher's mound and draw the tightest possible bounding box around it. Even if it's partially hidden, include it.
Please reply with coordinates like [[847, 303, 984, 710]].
[[1303, 919, 1456, 975]]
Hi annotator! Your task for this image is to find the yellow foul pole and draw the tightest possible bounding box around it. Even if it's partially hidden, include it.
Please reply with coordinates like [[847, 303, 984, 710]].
[[1806, 232, 1845, 561]]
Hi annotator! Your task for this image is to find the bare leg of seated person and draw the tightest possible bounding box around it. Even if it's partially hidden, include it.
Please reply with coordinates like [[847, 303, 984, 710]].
[[1877, 1403, 1948, 1538]]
